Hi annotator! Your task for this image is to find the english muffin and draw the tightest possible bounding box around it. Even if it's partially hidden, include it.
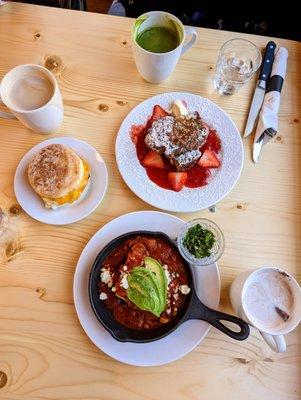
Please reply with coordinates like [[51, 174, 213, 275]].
[[28, 144, 90, 209]]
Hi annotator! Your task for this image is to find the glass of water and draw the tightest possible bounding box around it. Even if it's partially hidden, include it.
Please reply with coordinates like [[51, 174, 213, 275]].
[[214, 38, 262, 95]]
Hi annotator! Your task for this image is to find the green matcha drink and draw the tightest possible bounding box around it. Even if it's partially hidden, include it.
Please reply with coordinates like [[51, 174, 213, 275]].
[[136, 26, 180, 53], [132, 11, 197, 82]]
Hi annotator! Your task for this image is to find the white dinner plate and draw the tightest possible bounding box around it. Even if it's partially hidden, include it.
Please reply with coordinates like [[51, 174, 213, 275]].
[[14, 137, 108, 225], [116, 92, 244, 212], [73, 211, 220, 367]]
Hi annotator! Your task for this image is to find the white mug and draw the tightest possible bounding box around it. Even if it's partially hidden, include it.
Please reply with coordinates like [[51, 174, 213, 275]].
[[132, 11, 198, 84], [230, 267, 301, 352], [0, 64, 63, 134]]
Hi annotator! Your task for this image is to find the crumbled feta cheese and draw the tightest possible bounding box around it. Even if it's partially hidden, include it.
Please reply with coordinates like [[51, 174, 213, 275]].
[[99, 292, 108, 300], [173, 293, 179, 301], [111, 287, 116, 292], [179, 284, 191, 295], [164, 269, 171, 285], [166, 308, 171, 315], [123, 265, 127, 271], [163, 264, 168, 270], [121, 274, 129, 289], [100, 270, 112, 286]]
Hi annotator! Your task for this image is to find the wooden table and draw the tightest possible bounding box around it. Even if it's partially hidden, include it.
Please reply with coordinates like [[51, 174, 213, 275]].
[[0, 2, 300, 399]]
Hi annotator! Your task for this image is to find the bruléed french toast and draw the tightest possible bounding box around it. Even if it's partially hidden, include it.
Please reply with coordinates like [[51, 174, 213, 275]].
[[145, 112, 209, 171]]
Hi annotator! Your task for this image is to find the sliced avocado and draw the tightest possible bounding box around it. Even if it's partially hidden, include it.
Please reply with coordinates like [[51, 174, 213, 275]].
[[127, 287, 158, 315], [128, 275, 160, 314], [144, 257, 167, 307], [127, 278, 148, 297], [138, 275, 163, 315], [132, 267, 162, 302], [129, 269, 162, 315], [126, 266, 164, 317]]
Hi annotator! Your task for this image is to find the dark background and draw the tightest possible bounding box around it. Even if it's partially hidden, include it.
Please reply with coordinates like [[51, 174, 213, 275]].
[[17, 0, 300, 41]]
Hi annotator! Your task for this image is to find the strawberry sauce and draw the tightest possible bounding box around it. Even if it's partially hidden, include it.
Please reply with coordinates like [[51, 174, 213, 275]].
[[131, 118, 221, 191]]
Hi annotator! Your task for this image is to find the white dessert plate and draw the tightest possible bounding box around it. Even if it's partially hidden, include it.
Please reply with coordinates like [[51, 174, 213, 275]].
[[115, 92, 243, 212]]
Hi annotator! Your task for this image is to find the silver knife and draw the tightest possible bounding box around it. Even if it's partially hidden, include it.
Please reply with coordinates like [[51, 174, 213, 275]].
[[244, 41, 276, 137]]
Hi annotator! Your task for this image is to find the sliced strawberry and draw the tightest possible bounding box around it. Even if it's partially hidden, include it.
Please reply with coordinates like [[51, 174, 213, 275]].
[[150, 105, 169, 122], [130, 124, 145, 145], [198, 149, 220, 168], [142, 151, 164, 169], [167, 172, 188, 192], [201, 130, 222, 153]]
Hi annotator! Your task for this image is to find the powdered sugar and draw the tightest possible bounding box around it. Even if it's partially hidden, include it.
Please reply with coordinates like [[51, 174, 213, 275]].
[[174, 149, 202, 166], [145, 116, 174, 154]]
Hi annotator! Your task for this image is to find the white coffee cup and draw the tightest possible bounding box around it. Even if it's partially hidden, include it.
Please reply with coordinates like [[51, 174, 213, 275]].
[[230, 266, 301, 352], [132, 11, 198, 84], [0, 64, 63, 134]]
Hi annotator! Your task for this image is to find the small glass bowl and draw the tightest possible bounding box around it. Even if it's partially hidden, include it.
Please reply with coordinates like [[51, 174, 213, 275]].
[[177, 218, 225, 266]]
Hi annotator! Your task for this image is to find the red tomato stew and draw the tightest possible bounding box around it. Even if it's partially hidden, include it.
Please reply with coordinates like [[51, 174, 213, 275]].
[[98, 236, 190, 330]]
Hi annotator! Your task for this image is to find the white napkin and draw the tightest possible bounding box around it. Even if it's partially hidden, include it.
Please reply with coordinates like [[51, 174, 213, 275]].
[[254, 47, 288, 144]]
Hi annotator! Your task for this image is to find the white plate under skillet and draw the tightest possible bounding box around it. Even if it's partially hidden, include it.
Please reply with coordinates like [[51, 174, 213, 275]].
[[73, 211, 220, 367], [14, 137, 108, 225], [115, 92, 243, 213]]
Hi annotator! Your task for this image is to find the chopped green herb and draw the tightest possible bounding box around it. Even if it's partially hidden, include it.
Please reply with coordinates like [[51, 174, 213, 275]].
[[183, 224, 215, 259]]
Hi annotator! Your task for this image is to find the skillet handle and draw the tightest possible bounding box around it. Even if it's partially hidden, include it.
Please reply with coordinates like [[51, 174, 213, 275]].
[[201, 304, 250, 340]]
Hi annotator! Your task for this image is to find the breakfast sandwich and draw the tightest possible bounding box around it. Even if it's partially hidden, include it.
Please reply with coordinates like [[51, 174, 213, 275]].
[[28, 144, 90, 209]]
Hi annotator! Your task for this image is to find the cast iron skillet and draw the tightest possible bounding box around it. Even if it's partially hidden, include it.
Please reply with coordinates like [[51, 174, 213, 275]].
[[89, 231, 250, 343]]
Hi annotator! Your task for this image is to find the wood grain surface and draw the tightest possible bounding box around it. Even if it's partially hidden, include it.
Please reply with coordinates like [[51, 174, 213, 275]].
[[0, 3, 300, 399]]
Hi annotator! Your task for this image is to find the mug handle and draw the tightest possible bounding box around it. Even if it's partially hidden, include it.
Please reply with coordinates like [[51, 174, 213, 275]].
[[260, 332, 286, 352], [0, 91, 17, 120], [181, 27, 198, 56]]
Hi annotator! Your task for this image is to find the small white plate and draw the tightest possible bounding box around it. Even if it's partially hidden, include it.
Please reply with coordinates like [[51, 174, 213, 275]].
[[116, 92, 244, 212], [73, 211, 220, 367], [14, 137, 108, 225]]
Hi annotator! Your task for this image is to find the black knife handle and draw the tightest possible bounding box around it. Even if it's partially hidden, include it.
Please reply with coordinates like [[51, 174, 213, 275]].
[[259, 41, 276, 83]]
